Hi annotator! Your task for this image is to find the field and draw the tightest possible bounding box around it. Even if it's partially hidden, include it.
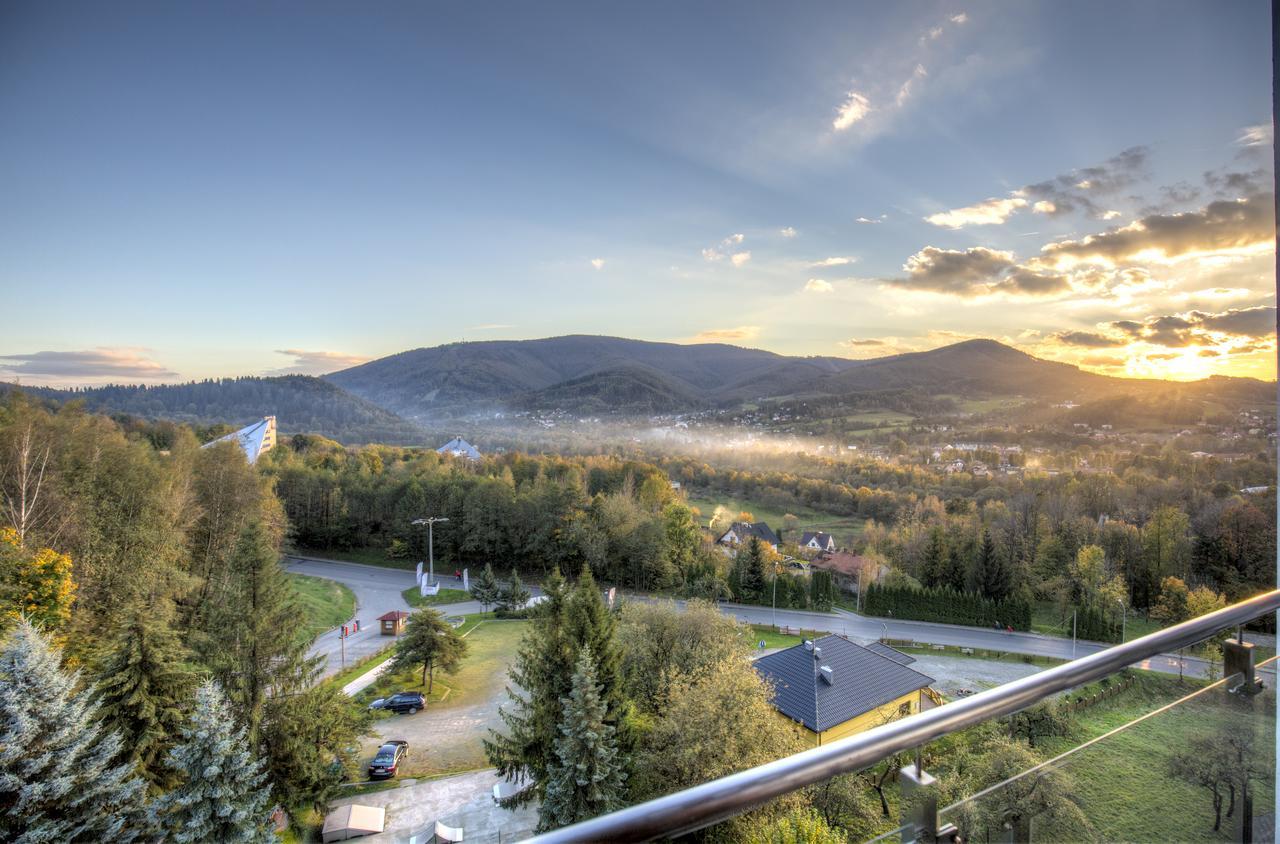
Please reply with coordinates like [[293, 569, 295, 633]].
[[286, 573, 356, 638], [1031, 601, 1163, 642], [685, 492, 865, 546]]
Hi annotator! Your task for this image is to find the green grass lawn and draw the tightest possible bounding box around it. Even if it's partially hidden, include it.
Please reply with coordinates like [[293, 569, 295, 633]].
[[1027, 672, 1276, 842], [1031, 600, 1163, 642], [747, 624, 829, 650], [685, 493, 866, 544], [286, 573, 355, 638], [402, 586, 473, 608]]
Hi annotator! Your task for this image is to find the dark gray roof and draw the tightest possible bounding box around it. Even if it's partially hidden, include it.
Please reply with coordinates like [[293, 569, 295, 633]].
[[719, 521, 780, 547], [864, 641, 916, 666], [754, 635, 934, 732], [799, 531, 835, 548]]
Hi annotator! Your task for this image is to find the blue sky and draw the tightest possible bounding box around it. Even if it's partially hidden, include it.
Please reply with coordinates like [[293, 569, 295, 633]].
[[0, 0, 1274, 384]]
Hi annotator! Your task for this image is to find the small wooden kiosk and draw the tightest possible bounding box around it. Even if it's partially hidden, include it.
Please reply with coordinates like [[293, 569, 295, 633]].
[[378, 610, 410, 636]]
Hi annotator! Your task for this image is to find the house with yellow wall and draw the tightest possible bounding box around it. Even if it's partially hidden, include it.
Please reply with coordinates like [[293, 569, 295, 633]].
[[754, 635, 936, 747]]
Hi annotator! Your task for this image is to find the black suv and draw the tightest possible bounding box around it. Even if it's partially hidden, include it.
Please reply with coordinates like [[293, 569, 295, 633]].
[[383, 692, 426, 714], [367, 740, 408, 779]]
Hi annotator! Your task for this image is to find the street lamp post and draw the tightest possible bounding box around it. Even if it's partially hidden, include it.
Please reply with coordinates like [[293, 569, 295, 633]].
[[411, 516, 449, 586]]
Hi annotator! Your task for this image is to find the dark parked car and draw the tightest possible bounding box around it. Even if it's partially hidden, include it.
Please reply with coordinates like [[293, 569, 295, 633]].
[[368, 740, 408, 779], [383, 692, 426, 714]]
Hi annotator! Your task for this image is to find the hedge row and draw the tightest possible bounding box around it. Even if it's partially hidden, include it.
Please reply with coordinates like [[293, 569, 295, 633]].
[[864, 583, 1032, 630]]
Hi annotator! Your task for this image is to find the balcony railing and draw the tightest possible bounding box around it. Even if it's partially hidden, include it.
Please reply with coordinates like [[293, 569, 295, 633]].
[[524, 588, 1280, 843]]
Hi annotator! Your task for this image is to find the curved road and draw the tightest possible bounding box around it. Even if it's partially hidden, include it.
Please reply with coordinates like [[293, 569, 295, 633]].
[[290, 555, 1263, 682]]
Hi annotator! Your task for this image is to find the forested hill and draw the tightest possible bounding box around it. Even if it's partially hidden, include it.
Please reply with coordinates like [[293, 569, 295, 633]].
[[325, 334, 1275, 420], [6, 376, 426, 445]]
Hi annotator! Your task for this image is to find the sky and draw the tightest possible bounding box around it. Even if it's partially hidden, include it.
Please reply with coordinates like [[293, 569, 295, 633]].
[[0, 0, 1275, 386]]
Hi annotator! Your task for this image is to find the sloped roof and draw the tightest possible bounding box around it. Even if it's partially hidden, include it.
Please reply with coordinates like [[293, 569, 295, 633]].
[[321, 804, 385, 842], [754, 635, 933, 732], [864, 641, 916, 666], [437, 436, 481, 460], [800, 531, 835, 548], [718, 521, 780, 546]]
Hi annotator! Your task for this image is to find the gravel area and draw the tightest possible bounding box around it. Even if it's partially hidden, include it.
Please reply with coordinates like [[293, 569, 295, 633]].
[[907, 653, 1044, 697]]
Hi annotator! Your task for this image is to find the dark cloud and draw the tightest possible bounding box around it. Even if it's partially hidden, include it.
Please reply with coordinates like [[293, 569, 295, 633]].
[[1022, 145, 1150, 219], [1104, 305, 1277, 348], [844, 338, 886, 347], [1043, 193, 1274, 264], [1204, 167, 1273, 198], [886, 246, 1015, 294], [1053, 330, 1128, 348], [0, 349, 178, 380]]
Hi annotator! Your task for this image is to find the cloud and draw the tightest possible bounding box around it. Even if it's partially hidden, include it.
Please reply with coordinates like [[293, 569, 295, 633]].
[[885, 246, 1072, 298], [267, 349, 372, 376], [804, 279, 834, 293], [843, 338, 886, 347], [1238, 123, 1274, 147], [855, 216, 883, 224], [1042, 192, 1275, 267], [1032, 200, 1056, 214], [1100, 210, 1122, 220], [1204, 167, 1273, 198], [925, 196, 1027, 228], [1105, 305, 1277, 348], [895, 64, 928, 108], [832, 90, 871, 131], [811, 256, 857, 267], [1051, 330, 1129, 348], [1017, 146, 1151, 219], [590, 258, 606, 270], [692, 326, 760, 343], [950, 12, 968, 23], [0, 348, 179, 383], [779, 227, 798, 238], [703, 233, 749, 262]]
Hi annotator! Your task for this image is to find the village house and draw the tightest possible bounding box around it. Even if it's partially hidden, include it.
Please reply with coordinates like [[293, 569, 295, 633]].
[[754, 635, 937, 746], [798, 531, 837, 554], [716, 521, 780, 552], [436, 436, 482, 461]]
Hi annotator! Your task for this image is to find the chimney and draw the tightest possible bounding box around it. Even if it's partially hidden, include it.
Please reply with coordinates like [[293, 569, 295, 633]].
[[804, 640, 814, 652], [813, 646, 822, 661], [820, 665, 834, 685]]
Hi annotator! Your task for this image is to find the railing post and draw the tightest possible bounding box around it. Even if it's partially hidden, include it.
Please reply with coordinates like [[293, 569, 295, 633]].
[[1223, 639, 1264, 696], [899, 763, 958, 843]]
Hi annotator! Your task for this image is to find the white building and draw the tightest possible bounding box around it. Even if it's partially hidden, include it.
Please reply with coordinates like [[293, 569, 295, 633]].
[[437, 436, 482, 461], [202, 416, 277, 464]]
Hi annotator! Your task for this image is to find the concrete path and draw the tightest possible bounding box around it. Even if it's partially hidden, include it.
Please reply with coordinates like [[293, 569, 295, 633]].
[[328, 769, 536, 843]]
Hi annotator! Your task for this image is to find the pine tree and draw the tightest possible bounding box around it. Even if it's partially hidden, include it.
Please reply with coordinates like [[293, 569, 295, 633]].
[[486, 567, 574, 806], [538, 647, 626, 832], [471, 563, 500, 611], [387, 607, 468, 692], [737, 538, 766, 603], [499, 568, 532, 612], [563, 567, 627, 730], [201, 521, 320, 744], [261, 682, 372, 813], [153, 680, 273, 844], [0, 619, 150, 843], [976, 531, 1011, 602], [94, 610, 194, 790]]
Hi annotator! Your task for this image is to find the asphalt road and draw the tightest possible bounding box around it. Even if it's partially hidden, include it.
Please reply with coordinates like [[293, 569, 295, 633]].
[[286, 555, 539, 677], [290, 556, 1259, 682]]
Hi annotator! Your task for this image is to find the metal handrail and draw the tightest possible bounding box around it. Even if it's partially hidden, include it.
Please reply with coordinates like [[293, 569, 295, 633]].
[[525, 588, 1280, 843]]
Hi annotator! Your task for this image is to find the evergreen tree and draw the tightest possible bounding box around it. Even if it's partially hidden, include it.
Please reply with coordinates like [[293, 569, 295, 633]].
[[499, 568, 532, 612], [563, 567, 627, 730], [975, 531, 1011, 602], [486, 567, 574, 806], [0, 619, 150, 843], [386, 607, 468, 692], [471, 563, 500, 611], [202, 521, 320, 744], [153, 680, 273, 844], [538, 647, 626, 832], [737, 538, 767, 603], [94, 610, 194, 790], [261, 683, 371, 813], [921, 527, 947, 588]]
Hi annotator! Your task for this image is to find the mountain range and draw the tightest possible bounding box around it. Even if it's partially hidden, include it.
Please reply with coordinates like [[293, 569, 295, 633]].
[[6, 336, 1272, 442]]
